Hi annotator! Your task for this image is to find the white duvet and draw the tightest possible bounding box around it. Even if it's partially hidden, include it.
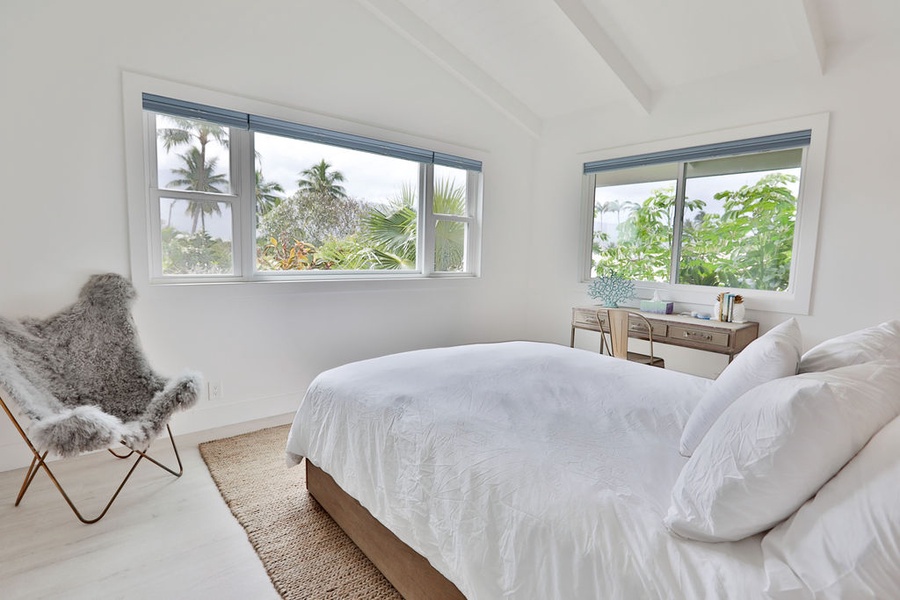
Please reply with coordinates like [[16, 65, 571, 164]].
[[286, 341, 768, 599]]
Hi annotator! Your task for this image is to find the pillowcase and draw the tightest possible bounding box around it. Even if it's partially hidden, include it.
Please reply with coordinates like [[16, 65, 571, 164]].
[[761, 412, 900, 599], [665, 360, 900, 542], [679, 318, 801, 457], [799, 320, 900, 373]]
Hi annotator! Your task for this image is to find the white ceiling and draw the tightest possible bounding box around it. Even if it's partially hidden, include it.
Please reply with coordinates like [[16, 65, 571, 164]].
[[357, 0, 900, 136]]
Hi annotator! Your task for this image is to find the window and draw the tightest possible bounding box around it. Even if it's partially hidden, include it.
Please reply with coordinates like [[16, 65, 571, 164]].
[[581, 117, 828, 315], [139, 92, 482, 282]]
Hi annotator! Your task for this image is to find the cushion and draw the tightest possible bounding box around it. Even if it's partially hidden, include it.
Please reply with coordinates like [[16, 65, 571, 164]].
[[665, 360, 900, 542], [799, 320, 900, 373], [679, 318, 801, 457], [761, 413, 900, 598]]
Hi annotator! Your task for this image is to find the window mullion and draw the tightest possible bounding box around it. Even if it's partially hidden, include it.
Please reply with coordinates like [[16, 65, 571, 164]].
[[669, 162, 687, 284], [236, 128, 255, 280], [145, 114, 163, 278], [148, 189, 164, 278], [421, 164, 435, 276], [465, 170, 481, 274]]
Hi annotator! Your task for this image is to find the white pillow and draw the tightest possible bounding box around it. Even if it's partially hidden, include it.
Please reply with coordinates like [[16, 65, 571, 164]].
[[665, 360, 900, 542], [679, 318, 801, 457], [762, 413, 900, 599], [799, 320, 900, 373]]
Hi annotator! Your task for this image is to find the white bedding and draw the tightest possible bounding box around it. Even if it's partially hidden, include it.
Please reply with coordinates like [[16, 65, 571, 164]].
[[286, 341, 768, 599]]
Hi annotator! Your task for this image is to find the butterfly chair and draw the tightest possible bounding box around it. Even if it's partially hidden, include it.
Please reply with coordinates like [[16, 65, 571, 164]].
[[0, 273, 201, 523], [600, 308, 665, 368]]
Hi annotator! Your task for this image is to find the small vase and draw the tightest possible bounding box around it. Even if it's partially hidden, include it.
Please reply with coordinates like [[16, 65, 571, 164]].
[[733, 303, 746, 323]]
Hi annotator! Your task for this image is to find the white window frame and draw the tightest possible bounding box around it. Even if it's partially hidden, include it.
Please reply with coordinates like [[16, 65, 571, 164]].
[[122, 73, 484, 285], [579, 113, 829, 315]]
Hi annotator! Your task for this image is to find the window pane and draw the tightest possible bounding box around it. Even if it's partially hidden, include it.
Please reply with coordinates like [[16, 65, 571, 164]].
[[160, 198, 233, 275], [679, 151, 801, 291], [434, 165, 467, 216], [435, 219, 465, 272], [254, 132, 420, 271], [592, 178, 676, 282], [155, 115, 231, 193]]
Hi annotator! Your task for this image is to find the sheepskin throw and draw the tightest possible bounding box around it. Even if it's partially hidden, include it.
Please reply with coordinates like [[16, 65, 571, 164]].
[[0, 273, 201, 457]]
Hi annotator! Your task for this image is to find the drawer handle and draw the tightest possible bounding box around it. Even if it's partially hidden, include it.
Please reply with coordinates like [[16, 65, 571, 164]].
[[683, 330, 713, 342]]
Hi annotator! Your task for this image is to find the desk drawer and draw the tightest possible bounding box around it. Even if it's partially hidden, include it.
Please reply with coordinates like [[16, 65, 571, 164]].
[[573, 308, 606, 328], [628, 320, 667, 338], [669, 325, 730, 348]]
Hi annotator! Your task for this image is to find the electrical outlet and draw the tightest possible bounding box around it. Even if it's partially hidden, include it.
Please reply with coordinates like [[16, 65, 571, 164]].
[[208, 381, 224, 400]]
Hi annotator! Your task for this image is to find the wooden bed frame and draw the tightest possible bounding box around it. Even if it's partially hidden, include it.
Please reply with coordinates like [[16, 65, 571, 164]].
[[305, 460, 466, 600]]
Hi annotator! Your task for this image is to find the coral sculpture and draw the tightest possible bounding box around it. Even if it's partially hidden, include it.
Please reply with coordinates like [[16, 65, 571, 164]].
[[588, 273, 634, 308]]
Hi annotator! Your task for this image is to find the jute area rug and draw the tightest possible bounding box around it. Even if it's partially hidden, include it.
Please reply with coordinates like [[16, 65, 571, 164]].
[[199, 425, 402, 600]]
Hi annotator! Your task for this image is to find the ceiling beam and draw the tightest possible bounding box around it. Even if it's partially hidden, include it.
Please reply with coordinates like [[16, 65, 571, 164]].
[[356, 0, 542, 139], [550, 0, 652, 114], [783, 0, 827, 74]]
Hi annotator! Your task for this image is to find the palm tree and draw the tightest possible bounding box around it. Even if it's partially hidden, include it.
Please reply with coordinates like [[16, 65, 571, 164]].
[[157, 116, 230, 232], [433, 178, 466, 271], [256, 170, 284, 217], [341, 178, 465, 270], [297, 160, 348, 199], [168, 148, 229, 232], [158, 117, 228, 167]]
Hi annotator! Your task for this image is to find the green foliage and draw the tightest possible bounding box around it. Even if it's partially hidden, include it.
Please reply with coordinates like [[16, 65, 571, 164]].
[[256, 190, 368, 250], [337, 177, 467, 271], [433, 178, 467, 272], [265, 177, 468, 272], [593, 187, 680, 282], [593, 173, 798, 291], [256, 237, 334, 271], [161, 227, 232, 275]]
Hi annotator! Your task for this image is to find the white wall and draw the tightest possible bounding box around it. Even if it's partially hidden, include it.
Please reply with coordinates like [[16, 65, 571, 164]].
[[525, 35, 900, 378], [0, 0, 537, 470]]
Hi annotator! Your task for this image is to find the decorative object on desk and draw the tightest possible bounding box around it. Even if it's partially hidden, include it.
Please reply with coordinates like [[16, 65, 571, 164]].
[[714, 292, 745, 323], [588, 272, 634, 308], [640, 290, 674, 314]]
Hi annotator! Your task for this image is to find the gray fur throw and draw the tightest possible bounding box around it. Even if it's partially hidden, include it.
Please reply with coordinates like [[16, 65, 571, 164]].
[[0, 273, 201, 457]]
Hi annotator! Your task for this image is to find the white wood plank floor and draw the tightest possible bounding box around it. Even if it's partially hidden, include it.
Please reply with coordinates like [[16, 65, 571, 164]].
[[0, 415, 294, 600]]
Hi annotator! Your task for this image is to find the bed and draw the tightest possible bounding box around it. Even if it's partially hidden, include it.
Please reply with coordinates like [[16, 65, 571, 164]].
[[286, 323, 900, 599]]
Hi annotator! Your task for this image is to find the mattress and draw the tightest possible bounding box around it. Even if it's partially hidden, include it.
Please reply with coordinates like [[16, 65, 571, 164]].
[[286, 341, 768, 599]]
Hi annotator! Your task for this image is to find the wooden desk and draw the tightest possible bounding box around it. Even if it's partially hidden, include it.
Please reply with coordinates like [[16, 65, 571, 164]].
[[571, 306, 759, 361]]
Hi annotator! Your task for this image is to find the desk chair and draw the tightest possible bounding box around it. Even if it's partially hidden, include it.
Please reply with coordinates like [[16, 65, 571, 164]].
[[600, 309, 665, 368]]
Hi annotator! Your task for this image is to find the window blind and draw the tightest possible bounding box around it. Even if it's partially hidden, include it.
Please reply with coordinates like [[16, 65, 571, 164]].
[[142, 93, 250, 129], [143, 93, 482, 172], [583, 130, 812, 174]]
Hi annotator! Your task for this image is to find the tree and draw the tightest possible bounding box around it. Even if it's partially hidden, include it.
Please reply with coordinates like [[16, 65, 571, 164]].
[[156, 116, 229, 232], [297, 159, 348, 199], [157, 117, 228, 191], [592, 173, 798, 291], [433, 178, 466, 271], [255, 190, 368, 267], [161, 227, 232, 275], [322, 178, 467, 271], [255, 170, 284, 217], [169, 148, 228, 232], [698, 172, 797, 290], [594, 187, 688, 282]]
